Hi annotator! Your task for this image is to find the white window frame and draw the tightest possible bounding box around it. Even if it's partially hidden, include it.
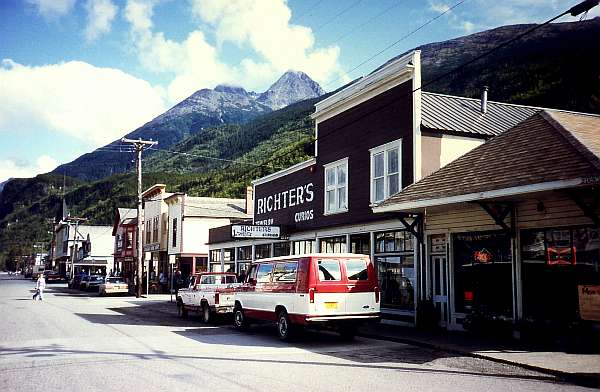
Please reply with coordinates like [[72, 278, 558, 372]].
[[323, 157, 349, 215], [370, 139, 402, 204]]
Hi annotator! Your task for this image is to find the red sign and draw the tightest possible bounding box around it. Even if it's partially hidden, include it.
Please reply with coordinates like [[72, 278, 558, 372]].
[[473, 249, 492, 263], [547, 246, 576, 265]]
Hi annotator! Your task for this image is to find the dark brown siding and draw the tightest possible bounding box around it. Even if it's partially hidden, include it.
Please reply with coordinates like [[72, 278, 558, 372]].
[[254, 79, 414, 233]]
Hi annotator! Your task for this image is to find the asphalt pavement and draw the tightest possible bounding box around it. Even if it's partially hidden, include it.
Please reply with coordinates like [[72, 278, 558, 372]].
[[0, 273, 595, 392]]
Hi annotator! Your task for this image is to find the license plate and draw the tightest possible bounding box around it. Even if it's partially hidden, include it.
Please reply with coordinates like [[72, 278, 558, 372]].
[[324, 302, 338, 309]]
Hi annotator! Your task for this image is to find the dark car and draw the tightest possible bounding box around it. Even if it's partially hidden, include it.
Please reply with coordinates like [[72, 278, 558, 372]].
[[81, 275, 104, 291], [69, 273, 86, 289], [44, 270, 62, 283]]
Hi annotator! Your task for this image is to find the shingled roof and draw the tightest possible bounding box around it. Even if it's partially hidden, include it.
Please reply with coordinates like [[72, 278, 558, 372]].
[[374, 110, 600, 213], [421, 92, 541, 137]]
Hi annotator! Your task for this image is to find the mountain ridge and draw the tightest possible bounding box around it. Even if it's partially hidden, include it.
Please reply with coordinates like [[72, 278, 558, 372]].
[[51, 70, 324, 181]]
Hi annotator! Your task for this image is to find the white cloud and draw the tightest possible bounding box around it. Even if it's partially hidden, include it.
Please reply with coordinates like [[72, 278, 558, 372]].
[[0, 59, 166, 148], [190, 0, 345, 90], [84, 0, 118, 42], [429, 2, 451, 13], [26, 0, 76, 19], [0, 155, 58, 182], [123, 0, 344, 101]]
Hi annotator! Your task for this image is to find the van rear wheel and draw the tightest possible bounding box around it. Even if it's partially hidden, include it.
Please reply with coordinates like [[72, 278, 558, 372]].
[[277, 310, 294, 341]]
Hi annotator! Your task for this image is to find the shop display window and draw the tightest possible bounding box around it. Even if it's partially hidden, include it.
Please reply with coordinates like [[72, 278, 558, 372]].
[[255, 244, 271, 260], [237, 246, 252, 261], [223, 248, 234, 262], [375, 230, 413, 253], [321, 236, 346, 253], [273, 242, 291, 257], [452, 231, 512, 318], [350, 234, 370, 255], [293, 240, 315, 255], [521, 226, 600, 323], [376, 255, 415, 310]]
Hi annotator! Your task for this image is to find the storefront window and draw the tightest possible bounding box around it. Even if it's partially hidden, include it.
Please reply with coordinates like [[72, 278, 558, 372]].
[[195, 257, 208, 273], [375, 231, 413, 253], [210, 250, 221, 263], [293, 240, 315, 255], [273, 242, 291, 257], [237, 246, 252, 261], [521, 226, 600, 323], [376, 255, 415, 310], [223, 248, 234, 262], [321, 236, 346, 253], [453, 231, 512, 318], [350, 234, 370, 255], [237, 262, 251, 282], [374, 230, 415, 310], [255, 244, 271, 260]]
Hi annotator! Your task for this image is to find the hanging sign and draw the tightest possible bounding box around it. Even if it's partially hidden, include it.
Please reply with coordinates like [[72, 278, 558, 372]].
[[231, 225, 281, 239], [579, 285, 600, 321]]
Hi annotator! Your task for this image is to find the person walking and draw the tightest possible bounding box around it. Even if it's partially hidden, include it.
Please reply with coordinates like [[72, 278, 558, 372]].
[[32, 273, 46, 301]]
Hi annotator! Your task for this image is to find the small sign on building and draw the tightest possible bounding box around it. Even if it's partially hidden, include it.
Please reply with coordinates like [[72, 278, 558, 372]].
[[579, 285, 600, 321], [231, 224, 281, 239]]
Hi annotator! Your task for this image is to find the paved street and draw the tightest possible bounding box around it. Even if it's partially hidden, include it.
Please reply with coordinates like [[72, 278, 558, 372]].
[[0, 274, 593, 392]]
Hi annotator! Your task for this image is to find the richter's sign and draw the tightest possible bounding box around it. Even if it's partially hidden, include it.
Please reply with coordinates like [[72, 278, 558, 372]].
[[231, 225, 282, 239], [256, 183, 314, 214]]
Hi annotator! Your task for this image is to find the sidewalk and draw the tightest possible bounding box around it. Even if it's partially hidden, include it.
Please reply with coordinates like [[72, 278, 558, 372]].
[[358, 321, 600, 388]]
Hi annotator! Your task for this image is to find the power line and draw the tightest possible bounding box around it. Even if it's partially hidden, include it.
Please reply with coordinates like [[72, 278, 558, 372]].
[[323, 0, 469, 90], [311, 0, 364, 34], [323, 0, 404, 48]]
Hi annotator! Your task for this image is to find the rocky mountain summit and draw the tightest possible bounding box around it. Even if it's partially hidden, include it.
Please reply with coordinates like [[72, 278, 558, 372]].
[[52, 70, 324, 181], [258, 70, 325, 109]]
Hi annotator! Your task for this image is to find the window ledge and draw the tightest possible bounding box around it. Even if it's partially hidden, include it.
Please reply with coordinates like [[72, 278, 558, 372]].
[[323, 209, 348, 216]]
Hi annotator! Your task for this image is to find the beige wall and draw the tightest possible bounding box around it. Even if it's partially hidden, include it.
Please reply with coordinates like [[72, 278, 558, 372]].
[[421, 133, 485, 179]]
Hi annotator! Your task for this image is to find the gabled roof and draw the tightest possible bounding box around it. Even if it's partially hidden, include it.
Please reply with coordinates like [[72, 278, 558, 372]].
[[374, 110, 600, 212], [113, 208, 137, 235], [184, 197, 249, 219], [421, 92, 541, 137]]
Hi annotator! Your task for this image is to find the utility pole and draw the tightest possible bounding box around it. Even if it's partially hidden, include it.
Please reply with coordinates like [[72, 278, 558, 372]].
[[121, 138, 157, 298], [64, 216, 87, 280]]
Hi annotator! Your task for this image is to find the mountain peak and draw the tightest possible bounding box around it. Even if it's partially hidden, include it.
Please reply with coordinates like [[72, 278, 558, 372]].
[[258, 70, 324, 109], [214, 84, 248, 96]]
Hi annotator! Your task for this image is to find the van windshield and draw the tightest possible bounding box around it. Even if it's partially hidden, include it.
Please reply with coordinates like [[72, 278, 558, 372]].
[[346, 259, 368, 280], [317, 260, 341, 281]]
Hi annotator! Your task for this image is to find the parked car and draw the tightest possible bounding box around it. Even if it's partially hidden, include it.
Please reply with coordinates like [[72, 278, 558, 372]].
[[44, 270, 62, 283], [80, 275, 104, 291], [68, 273, 86, 289], [31, 265, 45, 280], [99, 276, 129, 296], [177, 272, 240, 323], [233, 253, 380, 341]]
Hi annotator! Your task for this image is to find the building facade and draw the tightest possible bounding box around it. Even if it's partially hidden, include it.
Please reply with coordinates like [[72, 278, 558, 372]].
[[165, 193, 249, 282], [374, 111, 600, 335], [112, 208, 138, 281], [208, 51, 545, 323], [142, 184, 172, 290]]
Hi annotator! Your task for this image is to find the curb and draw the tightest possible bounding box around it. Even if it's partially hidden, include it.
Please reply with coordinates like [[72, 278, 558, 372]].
[[357, 331, 600, 388]]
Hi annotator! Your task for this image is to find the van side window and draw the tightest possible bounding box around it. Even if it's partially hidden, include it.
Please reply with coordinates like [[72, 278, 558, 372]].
[[256, 263, 273, 283], [318, 259, 341, 281], [201, 275, 215, 285], [273, 262, 297, 282], [346, 259, 368, 280]]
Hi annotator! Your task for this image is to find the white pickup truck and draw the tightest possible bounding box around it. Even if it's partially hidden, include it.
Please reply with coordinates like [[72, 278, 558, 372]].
[[176, 272, 240, 323]]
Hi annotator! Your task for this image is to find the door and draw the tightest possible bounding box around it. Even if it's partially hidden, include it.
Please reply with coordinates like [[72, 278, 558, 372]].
[[432, 255, 449, 327]]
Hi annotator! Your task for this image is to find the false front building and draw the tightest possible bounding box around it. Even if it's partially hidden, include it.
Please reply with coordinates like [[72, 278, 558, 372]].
[[208, 50, 545, 322]]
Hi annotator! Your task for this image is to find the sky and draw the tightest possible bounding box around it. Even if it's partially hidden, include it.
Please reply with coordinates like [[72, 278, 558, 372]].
[[0, 0, 597, 183]]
